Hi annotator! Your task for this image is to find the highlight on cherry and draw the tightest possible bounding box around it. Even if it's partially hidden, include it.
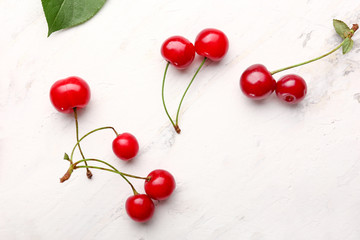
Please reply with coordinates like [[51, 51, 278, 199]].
[[50, 76, 175, 222]]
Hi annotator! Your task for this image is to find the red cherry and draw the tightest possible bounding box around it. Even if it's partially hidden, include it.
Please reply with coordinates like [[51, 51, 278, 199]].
[[240, 64, 276, 100], [276, 74, 307, 104], [112, 133, 139, 161], [126, 194, 155, 222], [144, 169, 176, 201], [195, 28, 229, 61], [50, 76, 91, 113], [161, 36, 195, 69]]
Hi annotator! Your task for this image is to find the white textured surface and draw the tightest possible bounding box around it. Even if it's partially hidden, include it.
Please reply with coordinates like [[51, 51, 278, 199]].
[[1, 0, 360, 239]]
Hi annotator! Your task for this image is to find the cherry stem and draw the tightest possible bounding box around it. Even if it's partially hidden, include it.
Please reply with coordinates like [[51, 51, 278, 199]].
[[75, 165, 119, 174], [161, 62, 177, 130], [74, 159, 149, 181], [70, 126, 118, 161], [73, 108, 92, 179], [76, 165, 138, 195], [72, 158, 147, 195], [270, 25, 358, 75], [174, 57, 207, 133]]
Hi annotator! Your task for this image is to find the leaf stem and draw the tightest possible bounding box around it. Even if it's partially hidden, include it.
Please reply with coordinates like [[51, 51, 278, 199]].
[[73, 108, 92, 179], [161, 62, 177, 130], [270, 39, 346, 75], [175, 57, 207, 133]]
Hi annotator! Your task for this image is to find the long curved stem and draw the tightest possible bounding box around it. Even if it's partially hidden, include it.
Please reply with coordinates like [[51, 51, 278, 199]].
[[270, 40, 345, 75], [75, 165, 138, 195], [73, 108, 92, 179], [75, 165, 119, 174], [70, 126, 118, 161], [74, 159, 148, 180], [175, 57, 207, 132], [73, 159, 144, 195], [161, 62, 177, 129]]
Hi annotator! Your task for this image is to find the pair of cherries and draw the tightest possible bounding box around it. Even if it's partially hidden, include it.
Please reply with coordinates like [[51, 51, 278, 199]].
[[161, 28, 229, 133], [239, 19, 359, 104], [50, 76, 175, 222], [240, 64, 307, 104], [127, 169, 176, 222], [161, 28, 229, 68]]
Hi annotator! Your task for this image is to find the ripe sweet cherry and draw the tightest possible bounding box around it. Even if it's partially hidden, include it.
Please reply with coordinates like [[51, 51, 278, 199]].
[[50, 76, 93, 178], [276, 74, 307, 104], [161, 36, 195, 69], [112, 133, 139, 161], [239, 19, 358, 104], [195, 28, 229, 61], [145, 169, 176, 200], [126, 194, 155, 223], [161, 28, 229, 134], [50, 76, 91, 113], [240, 64, 276, 100]]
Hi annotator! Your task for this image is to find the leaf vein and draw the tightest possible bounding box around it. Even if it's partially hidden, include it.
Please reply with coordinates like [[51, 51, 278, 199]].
[[49, 0, 68, 35]]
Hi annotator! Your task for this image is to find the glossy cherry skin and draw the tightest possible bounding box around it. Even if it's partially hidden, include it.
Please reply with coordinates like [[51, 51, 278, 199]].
[[50, 76, 91, 113], [195, 28, 229, 61], [126, 194, 155, 222], [240, 64, 276, 100], [161, 36, 195, 69], [145, 169, 176, 201], [112, 133, 139, 161], [276, 74, 307, 104]]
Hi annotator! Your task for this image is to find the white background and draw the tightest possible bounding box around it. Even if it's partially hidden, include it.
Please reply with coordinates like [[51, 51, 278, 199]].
[[1, 0, 360, 239]]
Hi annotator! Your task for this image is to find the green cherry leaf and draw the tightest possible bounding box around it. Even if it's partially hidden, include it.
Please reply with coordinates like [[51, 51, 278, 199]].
[[41, 0, 107, 37], [64, 153, 70, 160], [342, 38, 354, 54], [333, 19, 351, 39]]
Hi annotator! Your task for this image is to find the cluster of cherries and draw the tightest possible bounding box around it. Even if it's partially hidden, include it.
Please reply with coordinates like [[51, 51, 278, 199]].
[[50, 76, 176, 222], [49, 20, 357, 224], [161, 28, 229, 133]]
